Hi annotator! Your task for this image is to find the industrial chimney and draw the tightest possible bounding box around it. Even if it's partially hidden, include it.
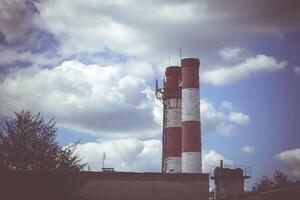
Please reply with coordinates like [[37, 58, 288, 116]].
[[164, 66, 182, 173], [181, 58, 202, 173]]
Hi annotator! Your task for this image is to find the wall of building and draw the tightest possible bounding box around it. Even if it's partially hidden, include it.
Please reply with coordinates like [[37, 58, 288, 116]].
[[79, 172, 209, 200], [0, 171, 209, 200], [218, 184, 300, 200], [213, 167, 245, 199]]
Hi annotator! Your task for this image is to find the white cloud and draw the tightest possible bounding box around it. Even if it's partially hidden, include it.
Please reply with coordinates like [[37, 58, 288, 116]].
[[203, 150, 234, 173], [202, 54, 288, 86], [159, 3, 204, 23], [117, 58, 155, 78], [221, 101, 233, 110], [294, 66, 300, 76], [77, 138, 162, 172], [219, 47, 249, 62], [0, 0, 38, 42], [31, 0, 299, 61], [216, 123, 236, 136], [207, 103, 250, 137], [242, 145, 255, 154], [0, 57, 251, 138], [153, 100, 163, 127], [201, 99, 225, 133], [76, 138, 233, 173], [36, 0, 150, 57], [228, 112, 250, 125], [201, 99, 249, 136], [0, 0, 297, 79], [0, 1, 292, 91], [0, 47, 59, 66], [0, 60, 159, 137], [274, 148, 300, 177]]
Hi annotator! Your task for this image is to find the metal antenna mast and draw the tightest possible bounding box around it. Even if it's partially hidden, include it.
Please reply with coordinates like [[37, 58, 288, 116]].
[[179, 48, 182, 60], [102, 151, 106, 170], [155, 76, 166, 172]]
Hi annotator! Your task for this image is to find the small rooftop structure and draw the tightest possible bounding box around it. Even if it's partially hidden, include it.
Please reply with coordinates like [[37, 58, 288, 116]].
[[216, 183, 300, 200], [101, 167, 115, 172], [210, 160, 251, 200]]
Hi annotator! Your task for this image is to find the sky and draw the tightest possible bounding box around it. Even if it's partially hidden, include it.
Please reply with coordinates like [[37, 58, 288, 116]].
[[0, 0, 300, 190]]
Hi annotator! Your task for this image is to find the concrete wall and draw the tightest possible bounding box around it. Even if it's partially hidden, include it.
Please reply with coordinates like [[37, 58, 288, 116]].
[[213, 168, 245, 199], [219, 185, 300, 200], [79, 172, 209, 200], [0, 171, 82, 200], [0, 171, 209, 200]]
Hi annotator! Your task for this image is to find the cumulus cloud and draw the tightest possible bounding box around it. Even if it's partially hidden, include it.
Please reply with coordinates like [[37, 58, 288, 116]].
[[115, 58, 155, 78], [215, 123, 236, 137], [31, 0, 299, 60], [153, 97, 250, 137], [201, 99, 250, 136], [221, 101, 233, 109], [0, 0, 40, 42], [242, 145, 255, 154], [228, 112, 250, 125], [201, 99, 227, 133], [76, 138, 233, 173], [153, 100, 163, 127], [0, 57, 250, 138], [0, 46, 59, 67], [36, 0, 151, 57], [77, 138, 162, 172], [0, 0, 293, 84], [274, 148, 300, 177], [219, 47, 250, 63], [294, 66, 300, 76], [203, 150, 234, 173], [202, 54, 288, 86], [0, 60, 159, 137]]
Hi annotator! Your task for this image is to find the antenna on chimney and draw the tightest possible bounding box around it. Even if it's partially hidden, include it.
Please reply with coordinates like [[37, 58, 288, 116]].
[[155, 79, 158, 96], [102, 151, 106, 169], [179, 48, 182, 60], [155, 78, 164, 103]]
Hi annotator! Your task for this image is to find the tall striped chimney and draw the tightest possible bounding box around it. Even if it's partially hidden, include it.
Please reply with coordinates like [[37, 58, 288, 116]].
[[181, 58, 202, 173], [164, 66, 182, 173]]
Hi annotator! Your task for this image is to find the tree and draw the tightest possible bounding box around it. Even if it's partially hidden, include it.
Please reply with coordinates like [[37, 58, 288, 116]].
[[253, 175, 275, 192], [0, 110, 85, 171], [252, 170, 291, 192], [273, 170, 291, 187]]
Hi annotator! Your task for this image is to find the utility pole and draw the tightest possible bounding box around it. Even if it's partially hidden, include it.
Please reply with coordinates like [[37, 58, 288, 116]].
[[102, 151, 106, 170]]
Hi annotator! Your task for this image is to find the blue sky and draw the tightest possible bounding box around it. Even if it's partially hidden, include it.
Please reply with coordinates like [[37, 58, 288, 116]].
[[0, 0, 300, 190]]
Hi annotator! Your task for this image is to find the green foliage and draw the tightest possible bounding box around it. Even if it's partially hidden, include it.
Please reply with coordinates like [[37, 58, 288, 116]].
[[0, 110, 85, 171], [252, 170, 292, 192]]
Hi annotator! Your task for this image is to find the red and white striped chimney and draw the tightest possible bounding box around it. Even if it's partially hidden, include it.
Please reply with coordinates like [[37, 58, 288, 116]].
[[181, 58, 202, 173], [164, 66, 182, 173]]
